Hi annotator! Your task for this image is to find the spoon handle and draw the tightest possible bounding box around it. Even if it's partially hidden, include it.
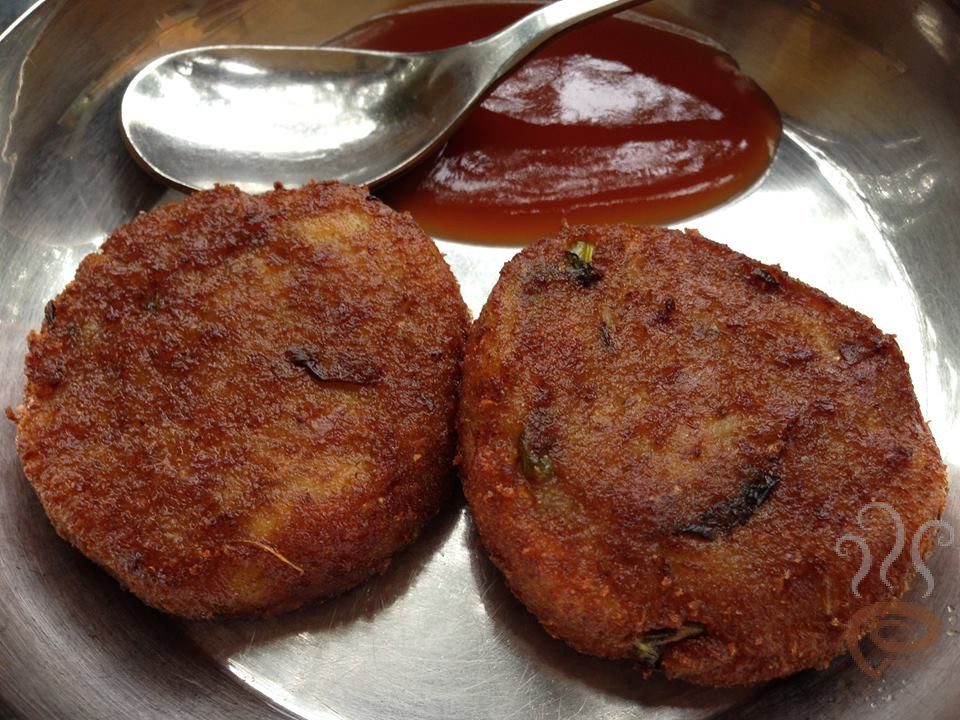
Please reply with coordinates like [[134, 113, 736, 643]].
[[474, 0, 648, 78]]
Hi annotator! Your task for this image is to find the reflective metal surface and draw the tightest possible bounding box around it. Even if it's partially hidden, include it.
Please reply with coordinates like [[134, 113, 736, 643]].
[[1, 1, 959, 719], [121, 0, 645, 193]]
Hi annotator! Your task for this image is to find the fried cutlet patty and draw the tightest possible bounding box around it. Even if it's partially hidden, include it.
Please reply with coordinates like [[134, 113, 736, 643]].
[[14, 181, 468, 619], [458, 225, 947, 686]]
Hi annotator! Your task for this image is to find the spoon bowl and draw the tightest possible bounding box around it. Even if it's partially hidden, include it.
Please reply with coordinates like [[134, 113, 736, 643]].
[[121, 0, 645, 192]]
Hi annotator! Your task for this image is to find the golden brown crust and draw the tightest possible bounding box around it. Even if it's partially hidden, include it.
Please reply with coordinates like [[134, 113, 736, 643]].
[[16, 181, 469, 619], [458, 224, 947, 686]]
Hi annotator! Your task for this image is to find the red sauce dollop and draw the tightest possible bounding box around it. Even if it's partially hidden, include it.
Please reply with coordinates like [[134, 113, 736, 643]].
[[341, 2, 781, 244]]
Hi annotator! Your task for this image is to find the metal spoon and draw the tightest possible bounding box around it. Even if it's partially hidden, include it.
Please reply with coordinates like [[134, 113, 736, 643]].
[[121, 0, 645, 193]]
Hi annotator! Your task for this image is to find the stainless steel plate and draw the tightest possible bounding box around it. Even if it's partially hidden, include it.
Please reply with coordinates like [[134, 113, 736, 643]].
[[1, 1, 958, 718]]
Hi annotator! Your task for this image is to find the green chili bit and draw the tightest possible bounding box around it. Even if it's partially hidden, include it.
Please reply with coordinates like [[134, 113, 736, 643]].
[[565, 241, 602, 287], [518, 435, 554, 482], [680, 469, 781, 540], [568, 241, 594, 264], [634, 623, 706, 668]]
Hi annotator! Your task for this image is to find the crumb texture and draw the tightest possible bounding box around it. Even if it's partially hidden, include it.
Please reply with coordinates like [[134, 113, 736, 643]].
[[458, 224, 947, 686], [17, 181, 469, 618]]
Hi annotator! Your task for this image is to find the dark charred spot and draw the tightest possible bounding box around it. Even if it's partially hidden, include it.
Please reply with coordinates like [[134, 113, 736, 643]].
[[600, 307, 617, 348], [600, 322, 613, 347], [567, 262, 602, 288], [285, 345, 380, 386], [565, 242, 603, 288], [839, 343, 861, 363], [660, 365, 683, 385], [44, 300, 56, 326], [680, 468, 781, 540], [634, 623, 706, 667], [693, 322, 721, 341], [839, 336, 891, 364], [750, 267, 781, 292], [170, 351, 199, 373], [522, 265, 562, 293], [518, 409, 557, 482], [884, 445, 913, 466], [199, 322, 228, 343], [654, 296, 676, 324], [242, 211, 268, 244], [142, 292, 163, 312], [518, 432, 554, 483], [811, 397, 836, 414], [661, 557, 673, 578], [122, 552, 145, 577], [775, 348, 816, 366]]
